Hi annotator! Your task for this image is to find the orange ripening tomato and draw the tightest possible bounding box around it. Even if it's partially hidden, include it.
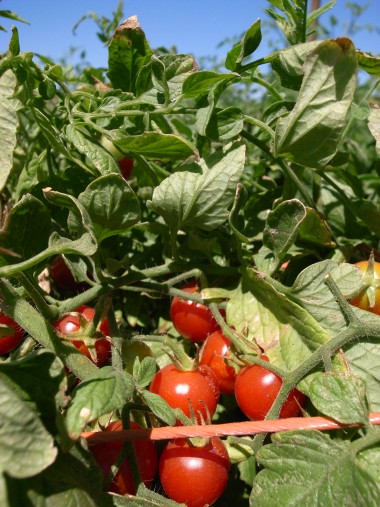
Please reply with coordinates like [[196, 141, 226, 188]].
[[349, 260, 380, 315]]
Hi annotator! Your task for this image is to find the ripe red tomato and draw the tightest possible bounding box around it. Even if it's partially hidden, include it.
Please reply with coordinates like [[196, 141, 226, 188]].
[[159, 436, 230, 507], [234, 356, 306, 420], [170, 281, 223, 342], [349, 260, 380, 314], [50, 256, 87, 292], [0, 312, 24, 355], [118, 157, 134, 180], [200, 329, 236, 395], [149, 363, 220, 423], [54, 305, 111, 367], [90, 421, 158, 495]]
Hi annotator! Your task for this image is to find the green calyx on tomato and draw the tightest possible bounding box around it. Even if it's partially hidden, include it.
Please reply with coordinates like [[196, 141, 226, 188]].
[[54, 305, 111, 367], [349, 257, 380, 315]]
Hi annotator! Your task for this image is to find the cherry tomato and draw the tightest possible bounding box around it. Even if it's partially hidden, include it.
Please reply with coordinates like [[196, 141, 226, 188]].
[[234, 356, 306, 420], [0, 312, 24, 355], [200, 329, 236, 395], [118, 157, 134, 180], [50, 256, 87, 292], [54, 305, 111, 367], [170, 282, 223, 342], [90, 421, 158, 495], [149, 363, 220, 423], [159, 436, 230, 507], [349, 260, 380, 314]]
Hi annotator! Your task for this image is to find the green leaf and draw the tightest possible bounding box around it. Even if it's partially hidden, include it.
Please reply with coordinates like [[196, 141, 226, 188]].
[[368, 106, 380, 158], [357, 51, 380, 77], [0, 350, 67, 436], [5, 444, 106, 506], [66, 367, 134, 439], [135, 356, 157, 388], [271, 41, 320, 90], [207, 107, 244, 141], [140, 390, 176, 426], [0, 194, 51, 267], [0, 377, 57, 481], [148, 142, 245, 232], [309, 371, 370, 424], [68, 174, 141, 243], [0, 69, 20, 191], [151, 55, 170, 104], [345, 341, 380, 411], [110, 131, 196, 161], [254, 199, 307, 274], [225, 19, 262, 71], [65, 125, 121, 176], [274, 38, 358, 168], [252, 430, 380, 506], [306, 0, 336, 27], [107, 15, 153, 93], [182, 71, 239, 98]]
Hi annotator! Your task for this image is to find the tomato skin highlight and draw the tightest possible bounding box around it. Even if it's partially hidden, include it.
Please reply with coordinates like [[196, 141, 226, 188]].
[[54, 305, 111, 367], [200, 329, 236, 395], [349, 260, 380, 314], [90, 421, 158, 495], [234, 356, 306, 420], [170, 282, 223, 342], [159, 436, 230, 507], [0, 312, 24, 355], [149, 363, 220, 422]]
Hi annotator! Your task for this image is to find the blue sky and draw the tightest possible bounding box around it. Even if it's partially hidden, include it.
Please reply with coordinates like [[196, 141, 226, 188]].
[[0, 0, 379, 70]]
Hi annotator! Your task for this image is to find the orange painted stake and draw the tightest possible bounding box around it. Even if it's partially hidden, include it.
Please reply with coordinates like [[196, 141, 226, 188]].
[[81, 412, 380, 444]]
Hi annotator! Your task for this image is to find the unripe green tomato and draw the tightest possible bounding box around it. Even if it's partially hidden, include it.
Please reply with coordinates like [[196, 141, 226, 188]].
[[122, 340, 153, 374]]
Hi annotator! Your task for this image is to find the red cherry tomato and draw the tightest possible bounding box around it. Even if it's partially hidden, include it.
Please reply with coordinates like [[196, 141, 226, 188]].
[[159, 436, 230, 507], [0, 312, 24, 355], [90, 421, 158, 495], [349, 260, 380, 314], [118, 157, 134, 180], [50, 256, 87, 292], [170, 282, 223, 342], [200, 329, 236, 395], [54, 305, 111, 367], [234, 356, 306, 420], [149, 363, 220, 423]]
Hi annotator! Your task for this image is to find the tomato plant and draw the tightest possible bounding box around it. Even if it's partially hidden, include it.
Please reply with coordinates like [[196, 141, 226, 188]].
[[54, 305, 111, 367], [234, 356, 306, 420], [170, 282, 223, 342], [90, 421, 158, 495], [349, 260, 380, 314], [1, 0, 380, 505], [159, 436, 230, 507], [149, 363, 220, 422], [0, 312, 24, 355], [200, 329, 236, 395]]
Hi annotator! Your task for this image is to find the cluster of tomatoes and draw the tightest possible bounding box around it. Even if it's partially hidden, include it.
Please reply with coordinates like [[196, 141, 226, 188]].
[[1, 259, 379, 505]]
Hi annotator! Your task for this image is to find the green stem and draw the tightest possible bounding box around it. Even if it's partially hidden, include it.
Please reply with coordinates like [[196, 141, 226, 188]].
[[244, 115, 275, 138], [15, 272, 58, 321]]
